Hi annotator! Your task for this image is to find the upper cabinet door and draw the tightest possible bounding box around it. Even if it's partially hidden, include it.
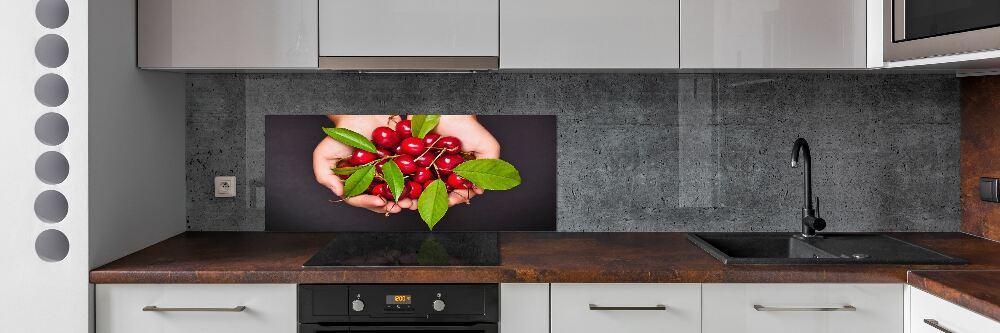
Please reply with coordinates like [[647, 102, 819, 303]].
[[319, 0, 500, 57], [681, 0, 870, 68], [138, 0, 318, 69], [500, 0, 680, 69]]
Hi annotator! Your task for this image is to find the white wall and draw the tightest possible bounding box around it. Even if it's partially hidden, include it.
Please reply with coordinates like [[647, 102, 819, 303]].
[[88, 0, 186, 270], [0, 0, 90, 331], [1, 0, 184, 331]]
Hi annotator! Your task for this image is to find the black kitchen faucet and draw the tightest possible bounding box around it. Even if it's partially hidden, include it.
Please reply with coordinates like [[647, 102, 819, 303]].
[[791, 138, 826, 237]]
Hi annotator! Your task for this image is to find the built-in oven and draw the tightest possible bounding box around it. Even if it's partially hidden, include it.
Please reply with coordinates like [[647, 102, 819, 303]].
[[885, 0, 1000, 61], [299, 284, 498, 333]]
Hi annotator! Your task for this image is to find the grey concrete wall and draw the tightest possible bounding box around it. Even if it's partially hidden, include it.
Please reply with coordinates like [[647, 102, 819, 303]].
[[186, 73, 960, 232]]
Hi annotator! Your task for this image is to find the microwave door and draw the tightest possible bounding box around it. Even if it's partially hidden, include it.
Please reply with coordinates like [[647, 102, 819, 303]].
[[895, 0, 1000, 42], [885, 0, 1000, 61]]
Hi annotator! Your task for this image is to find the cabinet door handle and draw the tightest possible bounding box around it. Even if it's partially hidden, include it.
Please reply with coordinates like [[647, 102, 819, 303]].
[[923, 319, 955, 333], [589, 304, 667, 311], [753, 304, 856, 312], [142, 306, 247, 312]]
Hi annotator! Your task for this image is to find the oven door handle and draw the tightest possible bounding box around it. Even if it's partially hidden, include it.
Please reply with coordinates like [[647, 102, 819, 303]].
[[301, 323, 497, 332], [349, 324, 497, 331]]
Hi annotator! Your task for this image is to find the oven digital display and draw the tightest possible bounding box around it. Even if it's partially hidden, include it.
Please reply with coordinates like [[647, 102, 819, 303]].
[[386, 295, 412, 305]]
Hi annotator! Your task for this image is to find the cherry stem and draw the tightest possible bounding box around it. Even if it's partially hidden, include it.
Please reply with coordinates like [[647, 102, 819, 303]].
[[428, 149, 449, 179], [453, 189, 472, 204], [384, 200, 398, 217]]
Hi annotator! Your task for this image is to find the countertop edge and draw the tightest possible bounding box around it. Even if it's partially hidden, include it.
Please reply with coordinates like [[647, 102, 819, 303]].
[[908, 270, 1000, 323]]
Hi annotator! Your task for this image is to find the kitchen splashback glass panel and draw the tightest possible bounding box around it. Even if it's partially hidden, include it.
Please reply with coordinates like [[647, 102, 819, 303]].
[[265, 115, 556, 232]]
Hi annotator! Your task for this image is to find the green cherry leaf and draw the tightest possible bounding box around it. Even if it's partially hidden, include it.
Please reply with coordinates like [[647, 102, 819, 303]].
[[332, 164, 365, 175], [382, 159, 405, 201], [452, 159, 522, 190], [342, 164, 376, 198], [323, 127, 378, 153], [417, 179, 449, 230], [409, 115, 441, 139]]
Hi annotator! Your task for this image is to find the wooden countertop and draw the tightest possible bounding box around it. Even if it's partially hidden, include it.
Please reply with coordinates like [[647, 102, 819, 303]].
[[90, 232, 1000, 284], [908, 270, 1000, 322]]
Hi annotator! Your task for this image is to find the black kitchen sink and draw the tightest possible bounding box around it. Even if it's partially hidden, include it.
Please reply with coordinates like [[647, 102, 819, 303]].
[[687, 233, 965, 265]]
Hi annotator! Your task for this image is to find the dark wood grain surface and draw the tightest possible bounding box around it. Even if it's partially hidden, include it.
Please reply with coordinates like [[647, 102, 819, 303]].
[[961, 76, 1000, 242], [909, 270, 1000, 322], [90, 232, 1000, 284]]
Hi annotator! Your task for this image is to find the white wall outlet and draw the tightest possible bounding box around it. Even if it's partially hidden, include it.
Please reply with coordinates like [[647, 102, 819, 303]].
[[214, 176, 236, 198]]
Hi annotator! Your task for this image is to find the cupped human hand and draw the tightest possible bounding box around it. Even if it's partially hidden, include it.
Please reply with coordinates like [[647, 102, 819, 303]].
[[313, 115, 408, 214], [427, 115, 500, 206]]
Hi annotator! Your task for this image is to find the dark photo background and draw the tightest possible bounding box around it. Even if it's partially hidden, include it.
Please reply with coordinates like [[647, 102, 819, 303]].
[[265, 115, 557, 231]]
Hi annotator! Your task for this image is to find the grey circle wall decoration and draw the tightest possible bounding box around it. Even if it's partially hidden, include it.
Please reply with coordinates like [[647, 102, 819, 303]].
[[35, 151, 69, 185], [35, 112, 69, 145], [34, 73, 69, 107], [35, 34, 68, 68], [34, 190, 68, 223], [35, 229, 70, 262], [36, 0, 69, 29]]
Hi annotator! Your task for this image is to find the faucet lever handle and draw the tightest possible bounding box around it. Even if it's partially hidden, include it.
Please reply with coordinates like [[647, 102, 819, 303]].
[[815, 196, 820, 218]]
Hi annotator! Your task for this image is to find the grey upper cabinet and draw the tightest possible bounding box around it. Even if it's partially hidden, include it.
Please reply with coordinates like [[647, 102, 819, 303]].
[[501, 0, 680, 69], [680, 0, 879, 69], [138, 0, 318, 69]]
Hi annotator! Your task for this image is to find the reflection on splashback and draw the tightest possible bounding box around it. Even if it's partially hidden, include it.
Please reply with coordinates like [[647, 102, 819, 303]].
[[186, 73, 960, 232]]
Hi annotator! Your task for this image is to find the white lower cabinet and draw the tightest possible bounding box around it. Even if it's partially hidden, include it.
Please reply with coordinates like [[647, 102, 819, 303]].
[[910, 287, 1000, 333], [702, 283, 904, 333], [551, 283, 701, 333], [95, 284, 296, 333], [500, 283, 549, 333]]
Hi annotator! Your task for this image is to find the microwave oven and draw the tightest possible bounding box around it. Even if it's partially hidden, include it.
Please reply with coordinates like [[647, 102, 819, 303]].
[[885, 0, 1000, 62]]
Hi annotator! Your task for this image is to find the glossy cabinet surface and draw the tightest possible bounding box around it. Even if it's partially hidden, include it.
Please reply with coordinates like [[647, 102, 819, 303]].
[[137, 0, 318, 69], [500, 283, 549, 333], [681, 0, 869, 68], [910, 287, 1000, 333], [500, 0, 680, 69], [319, 0, 499, 57], [702, 283, 903, 333], [96, 284, 296, 333], [551, 283, 701, 333]]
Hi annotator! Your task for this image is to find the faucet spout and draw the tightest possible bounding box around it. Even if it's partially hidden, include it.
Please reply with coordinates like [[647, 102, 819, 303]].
[[791, 138, 825, 237]]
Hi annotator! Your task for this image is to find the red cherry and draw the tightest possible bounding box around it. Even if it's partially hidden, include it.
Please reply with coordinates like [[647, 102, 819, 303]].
[[434, 154, 464, 176], [348, 149, 377, 165], [407, 181, 423, 199], [447, 173, 473, 189], [375, 160, 387, 174], [379, 185, 395, 200], [436, 136, 463, 152], [397, 137, 426, 156], [396, 120, 412, 138], [414, 154, 433, 167], [423, 133, 441, 147], [412, 167, 433, 183], [376, 148, 392, 158], [371, 183, 387, 196], [371, 126, 401, 149], [393, 155, 417, 174], [381, 182, 412, 200]]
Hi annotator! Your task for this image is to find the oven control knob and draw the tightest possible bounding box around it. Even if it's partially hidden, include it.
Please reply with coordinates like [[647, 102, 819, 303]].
[[351, 299, 365, 312], [432, 299, 446, 312]]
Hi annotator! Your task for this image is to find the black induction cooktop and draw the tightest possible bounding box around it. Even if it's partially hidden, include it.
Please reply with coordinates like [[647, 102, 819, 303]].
[[303, 232, 500, 267]]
